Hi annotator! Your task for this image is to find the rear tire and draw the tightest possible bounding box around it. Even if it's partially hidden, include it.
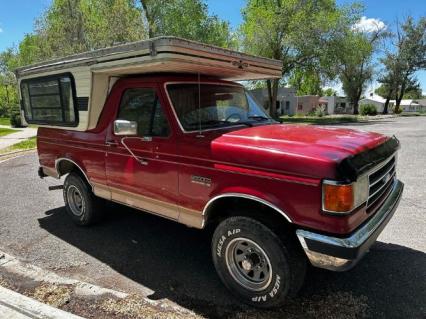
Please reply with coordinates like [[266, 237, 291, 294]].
[[212, 216, 306, 308], [63, 172, 104, 226]]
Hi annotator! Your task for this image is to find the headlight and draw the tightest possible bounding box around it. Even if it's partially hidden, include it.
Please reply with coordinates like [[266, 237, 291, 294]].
[[322, 176, 369, 214]]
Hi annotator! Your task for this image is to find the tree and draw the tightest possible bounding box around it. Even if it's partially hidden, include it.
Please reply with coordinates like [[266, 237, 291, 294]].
[[16, 0, 146, 64], [288, 68, 323, 96], [379, 16, 426, 113], [140, 0, 234, 48], [240, 0, 347, 118], [41, 0, 146, 55], [1, 0, 147, 116], [332, 17, 387, 114], [403, 80, 422, 99], [0, 49, 19, 116], [323, 88, 337, 96]]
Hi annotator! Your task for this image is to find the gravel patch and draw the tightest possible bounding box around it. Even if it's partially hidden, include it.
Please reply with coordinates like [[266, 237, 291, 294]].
[[32, 283, 73, 308], [99, 294, 203, 319]]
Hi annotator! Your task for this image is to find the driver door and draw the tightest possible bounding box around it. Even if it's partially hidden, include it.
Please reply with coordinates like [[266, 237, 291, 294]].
[[105, 84, 179, 220]]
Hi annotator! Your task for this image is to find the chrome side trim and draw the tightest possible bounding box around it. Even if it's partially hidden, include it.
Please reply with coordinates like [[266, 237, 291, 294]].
[[54, 157, 93, 189], [297, 179, 403, 271], [203, 193, 292, 223]]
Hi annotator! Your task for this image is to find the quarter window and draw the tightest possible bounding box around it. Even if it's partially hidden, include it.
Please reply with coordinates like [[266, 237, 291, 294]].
[[117, 88, 170, 137], [20, 74, 78, 126]]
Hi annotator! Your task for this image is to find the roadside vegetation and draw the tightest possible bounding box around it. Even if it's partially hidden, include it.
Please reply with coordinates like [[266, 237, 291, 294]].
[[0, 136, 36, 154], [0, 127, 16, 137], [280, 115, 360, 125], [0, 117, 10, 126]]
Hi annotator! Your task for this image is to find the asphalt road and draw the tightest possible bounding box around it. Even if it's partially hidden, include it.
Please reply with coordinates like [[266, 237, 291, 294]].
[[0, 117, 425, 318]]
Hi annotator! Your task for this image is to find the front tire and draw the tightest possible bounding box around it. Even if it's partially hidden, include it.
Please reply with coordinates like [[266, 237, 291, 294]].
[[63, 172, 104, 226], [212, 216, 305, 308]]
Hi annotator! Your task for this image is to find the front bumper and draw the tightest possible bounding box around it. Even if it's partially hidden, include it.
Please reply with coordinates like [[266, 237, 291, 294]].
[[296, 179, 404, 271]]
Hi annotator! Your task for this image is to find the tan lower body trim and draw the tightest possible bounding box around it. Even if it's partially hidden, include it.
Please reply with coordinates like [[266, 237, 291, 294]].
[[93, 183, 204, 229]]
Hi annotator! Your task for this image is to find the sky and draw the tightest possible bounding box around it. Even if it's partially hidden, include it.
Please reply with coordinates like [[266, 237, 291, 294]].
[[0, 0, 425, 93]]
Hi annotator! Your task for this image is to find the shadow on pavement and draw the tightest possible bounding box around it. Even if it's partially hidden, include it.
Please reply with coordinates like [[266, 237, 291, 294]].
[[38, 205, 426, 319]]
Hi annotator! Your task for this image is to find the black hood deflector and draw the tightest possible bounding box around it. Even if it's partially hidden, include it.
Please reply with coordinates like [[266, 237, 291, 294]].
[[337, 136, 400, 182]]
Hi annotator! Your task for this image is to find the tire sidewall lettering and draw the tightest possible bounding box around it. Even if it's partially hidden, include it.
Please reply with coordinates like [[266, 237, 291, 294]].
[[216, 228, 240, 257], [251, 274, 281, 303], [216, 226, 283, 303]]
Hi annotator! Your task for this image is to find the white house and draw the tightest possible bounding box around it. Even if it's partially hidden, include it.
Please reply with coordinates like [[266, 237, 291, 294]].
[[250, 88, 356, 115], [390, 99, 424, 112], [250, 87, 297, 115], [321, 96, 352, 114], [359, 94, 394, 113]]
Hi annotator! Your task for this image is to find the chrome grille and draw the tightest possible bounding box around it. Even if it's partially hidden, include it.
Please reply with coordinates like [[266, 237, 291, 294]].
[[367, 156, 396, 208]]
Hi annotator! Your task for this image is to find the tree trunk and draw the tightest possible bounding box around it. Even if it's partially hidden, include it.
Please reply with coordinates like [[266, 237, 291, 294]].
[[383, 97, 390, 114], [266, 79, 279, 119], [396, 81, 406, 107], [271, 79, 279, 120], [266, 79, 272, 113], [353, 102, 359, 115], [394, 81, 406, 113], [383, 89, 393, 114], [140, 1, 154, 38]]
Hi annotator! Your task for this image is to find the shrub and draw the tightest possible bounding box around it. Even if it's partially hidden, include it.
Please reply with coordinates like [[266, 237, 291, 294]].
[[314, 105, 326, 117], [306, 109, 316, 116], [393, 105, 403, 114], [360, 103, 377, 116], [9, 106, 24, 128]]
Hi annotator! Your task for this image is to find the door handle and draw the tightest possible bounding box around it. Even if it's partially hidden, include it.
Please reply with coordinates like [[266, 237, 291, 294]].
[[139, 158, 149, 166], [105, 140, 119, 147]]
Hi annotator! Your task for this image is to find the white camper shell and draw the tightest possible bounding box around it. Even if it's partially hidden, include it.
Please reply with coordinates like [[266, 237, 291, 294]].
[[15, 37, 282, 131]]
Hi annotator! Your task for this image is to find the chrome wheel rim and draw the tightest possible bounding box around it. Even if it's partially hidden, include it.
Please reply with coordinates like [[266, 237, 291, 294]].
[[66, 185, 85, 217], [225, 237, 272, 291]]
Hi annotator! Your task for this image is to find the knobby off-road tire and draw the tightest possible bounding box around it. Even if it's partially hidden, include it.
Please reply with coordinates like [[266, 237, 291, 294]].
[[63, 172, 104, 226], [212, 216, 306, 308]]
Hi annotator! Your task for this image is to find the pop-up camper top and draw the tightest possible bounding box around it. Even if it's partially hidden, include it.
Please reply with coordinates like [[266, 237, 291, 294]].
[[15, 36, 282, 131]]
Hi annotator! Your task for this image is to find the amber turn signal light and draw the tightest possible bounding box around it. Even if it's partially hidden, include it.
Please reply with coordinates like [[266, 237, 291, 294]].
[[322, 183, 354, 213]]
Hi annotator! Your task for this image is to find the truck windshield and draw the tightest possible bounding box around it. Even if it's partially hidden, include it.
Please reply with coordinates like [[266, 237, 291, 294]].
[[167, 83, 272, 131]]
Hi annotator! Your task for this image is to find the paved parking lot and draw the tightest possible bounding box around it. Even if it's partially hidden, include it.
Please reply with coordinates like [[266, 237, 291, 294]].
[[0, 117, 424, 318]]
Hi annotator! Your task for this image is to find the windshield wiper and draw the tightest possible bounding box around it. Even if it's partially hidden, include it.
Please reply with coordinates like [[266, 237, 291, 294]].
[[186, 119, 230, 129], [187, 119, 253, 129], [248, 115, 271, 121]]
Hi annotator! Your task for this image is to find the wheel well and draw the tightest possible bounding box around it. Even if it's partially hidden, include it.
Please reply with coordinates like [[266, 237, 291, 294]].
[[56, 159, 90, 186], [204, 196, 294, 234]]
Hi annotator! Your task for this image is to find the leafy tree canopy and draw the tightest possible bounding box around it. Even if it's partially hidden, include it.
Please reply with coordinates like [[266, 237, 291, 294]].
[[140, 0, 234, 48]]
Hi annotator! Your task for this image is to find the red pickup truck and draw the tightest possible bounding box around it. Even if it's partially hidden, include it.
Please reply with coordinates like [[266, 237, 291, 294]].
[[16, 38, 403, 308]]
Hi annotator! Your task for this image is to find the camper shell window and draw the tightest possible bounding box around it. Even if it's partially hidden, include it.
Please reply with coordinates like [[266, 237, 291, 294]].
[[20, 73, 78, 126]]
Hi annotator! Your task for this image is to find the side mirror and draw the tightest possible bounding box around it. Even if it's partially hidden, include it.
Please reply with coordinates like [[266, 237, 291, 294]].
[[114, 119, 138, 136]]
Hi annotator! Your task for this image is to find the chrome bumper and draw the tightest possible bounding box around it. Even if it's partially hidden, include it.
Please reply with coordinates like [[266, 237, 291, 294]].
[[296, 179, 404, 271]]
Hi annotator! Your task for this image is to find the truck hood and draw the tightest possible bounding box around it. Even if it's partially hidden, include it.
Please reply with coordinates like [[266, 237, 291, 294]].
[[211, 124, 388, 179]]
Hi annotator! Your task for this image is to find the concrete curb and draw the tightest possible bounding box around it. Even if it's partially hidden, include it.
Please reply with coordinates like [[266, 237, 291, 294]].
[[0, 251, 199, 318], [0, 286, 84, 319], [0, 149, 37, 165], [0, 148, 36, 158]]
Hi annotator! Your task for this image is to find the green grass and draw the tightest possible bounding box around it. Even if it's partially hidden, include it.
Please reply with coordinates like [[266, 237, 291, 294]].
[[400, 112, 426, 117], [0, 117, 10, 126], [280, 115, 360, 124], [0, 136, 37, 154], [0, 127, 17, 137]]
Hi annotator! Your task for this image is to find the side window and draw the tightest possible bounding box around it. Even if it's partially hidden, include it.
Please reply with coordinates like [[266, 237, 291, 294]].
[[20, 73, 78, 126], [117, 88, 170, 137]]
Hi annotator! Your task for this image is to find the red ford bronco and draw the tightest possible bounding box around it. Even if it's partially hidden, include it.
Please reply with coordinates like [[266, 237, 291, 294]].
[[16, 37, 403, 308]]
